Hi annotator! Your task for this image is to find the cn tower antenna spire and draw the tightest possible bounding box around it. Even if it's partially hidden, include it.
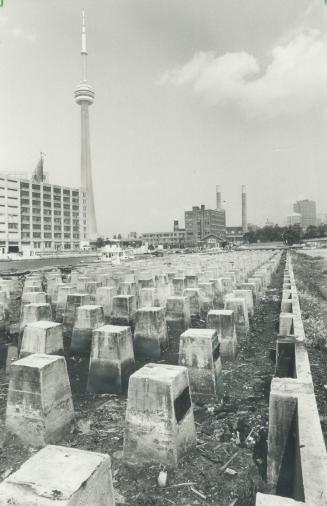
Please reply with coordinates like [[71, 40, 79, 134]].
[[81, 10, 88, 81]]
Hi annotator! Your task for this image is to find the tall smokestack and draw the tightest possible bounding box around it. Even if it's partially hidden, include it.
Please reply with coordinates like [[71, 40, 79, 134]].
[[242, 185, 248, 233], [216, 185, 222, 210]]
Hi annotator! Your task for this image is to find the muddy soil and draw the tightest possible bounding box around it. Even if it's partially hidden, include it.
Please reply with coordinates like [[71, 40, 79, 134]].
[[0, 257, 285, 506], [292, 252, 327, 446]]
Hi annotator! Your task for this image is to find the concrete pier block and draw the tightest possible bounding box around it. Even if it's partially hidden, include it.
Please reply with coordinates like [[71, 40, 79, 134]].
[[20, 321, 64, 358], [218, 277, 234, 295], [123, 363, 196, 466], [172, 277, 186, 296], [6, 354, 74, 447], [118, 281, 137, 298], [77, 276, 90, 292], [0, 445, 115, 505], [166, 296, 191, 338], [281, 299, 293, 313], [19, 303, 52, 351], [239, 282, 257, 303], [22, 291, 47, 307], [96, 286, 116, 317], [138, 276, 154, 289], [87, 325, 135, 394], [55, 285, 76, 323], [139, 287, 160, 308], [134, 307, 168, 360], [224, 296, 249, 337], [183, 288, 202, 318], [111, 295, 136, 327], [179, 328, 223, 403], [85, 280, 102, 302], [279, 313, 294, 336], [234, 289, 254, 317], [267, 378, 298, 491], [185, 274, 198, 289], [207, 309, 238, 361], [63, 293, 91, 336], [198, 282, 214, 312], [70, 305, 105, 355]]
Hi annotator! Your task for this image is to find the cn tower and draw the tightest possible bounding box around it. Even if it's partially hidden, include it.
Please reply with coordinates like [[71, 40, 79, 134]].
[[74, 11, 97, 240]]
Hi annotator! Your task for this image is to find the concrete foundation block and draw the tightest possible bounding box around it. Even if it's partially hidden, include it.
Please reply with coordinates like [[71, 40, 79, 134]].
[[85, 281, 102, 301], [256, 493, 304, 505], [20, 321, 64, 358], [20, 303, 52, 330], [239, 282, 257, 303], [0, 445, 115, 505], [179, 328, 223, 403], [22, 291, 47, 306], [6, 354, 74, 447], [55, 285, 76, 323], [138, 276, 154, 289], [172, 277, 186, 296], [247, 277, 262, 296], [70, 305, 105, 355], [134, 307, 168, 360], [118, 281, 137, 297], [166, 296, 191, 338], [218, 277, 234, 295], [77, 276, 90, 292], [63, 293, 91, 336], [96, 286, 116, 318], [139, 287, 160, 308], [185, 274, 198, 289], [279, 313, 294, 336], [183, 288, 202, 318], [281, 299, 293, 313], [19, 303, 52, 351], [123, 363, 197, 466], [207, 309, 238, 361], [234, 289, 254, 317], [267, 378, 298, 491], [87, 325, 135, 394], [111, 295, 136, 327], [224, 296, 249, 337]]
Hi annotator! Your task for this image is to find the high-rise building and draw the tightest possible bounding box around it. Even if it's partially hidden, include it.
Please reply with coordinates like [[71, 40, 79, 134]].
[[293, 200, 316, 229], [74, 11, 97, 240], [286, 212, 302, 227], [0, 174, 86, 254], [185, 205, 226, 246]]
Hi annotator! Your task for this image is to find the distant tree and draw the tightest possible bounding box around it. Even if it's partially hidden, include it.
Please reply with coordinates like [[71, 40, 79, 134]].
[[95, 237, 105, 248], [113, 235, 117, 239], [117, 233, 122, 240]]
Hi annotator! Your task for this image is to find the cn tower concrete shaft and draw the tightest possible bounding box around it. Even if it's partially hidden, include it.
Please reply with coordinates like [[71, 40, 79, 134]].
[[80, 102, 97, 239], [74, 11, 97, 241]]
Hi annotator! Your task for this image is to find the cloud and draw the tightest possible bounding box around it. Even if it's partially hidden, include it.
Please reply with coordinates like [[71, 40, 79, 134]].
[[26, 34, 37, 43], [12, 27, 22, 37], [0, 15, 8, 26], [160, 29, 327, 117]]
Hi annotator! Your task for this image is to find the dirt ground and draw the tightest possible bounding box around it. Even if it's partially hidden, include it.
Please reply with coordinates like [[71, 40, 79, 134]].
[[291, 252, 327, 446], [0, 256, 285, 506]]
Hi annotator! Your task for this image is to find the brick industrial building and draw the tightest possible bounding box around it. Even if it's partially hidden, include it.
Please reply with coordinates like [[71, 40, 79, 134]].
[[184, 205, 226, 246]]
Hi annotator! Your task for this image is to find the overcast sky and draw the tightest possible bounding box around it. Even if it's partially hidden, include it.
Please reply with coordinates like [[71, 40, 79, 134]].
[[1, 0, 327, 235]]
